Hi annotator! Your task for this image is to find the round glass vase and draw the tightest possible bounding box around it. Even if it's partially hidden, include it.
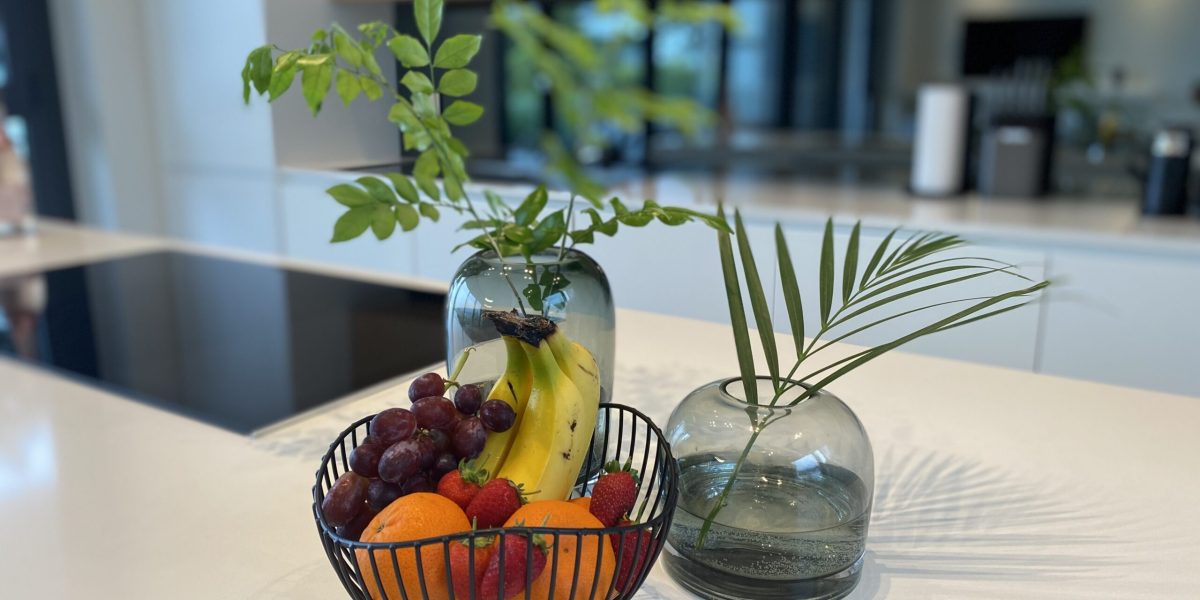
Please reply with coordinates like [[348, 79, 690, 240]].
[[444, 248, 615, 401], [663, 376, 874, 600]]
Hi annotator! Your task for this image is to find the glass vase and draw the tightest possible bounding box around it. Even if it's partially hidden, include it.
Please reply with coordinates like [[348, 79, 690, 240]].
[[663, 376, 874, 600], [444, 248, 615, 402]]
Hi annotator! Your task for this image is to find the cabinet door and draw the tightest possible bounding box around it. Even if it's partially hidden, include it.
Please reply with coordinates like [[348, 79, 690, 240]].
[[772, 224, 1047, 371], [1040, 250, 1200, 397]]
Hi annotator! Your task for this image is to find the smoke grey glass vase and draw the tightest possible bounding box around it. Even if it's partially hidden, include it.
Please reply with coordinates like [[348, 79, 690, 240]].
[[444, 248, 614, 401], [663, 376, 874, 600]]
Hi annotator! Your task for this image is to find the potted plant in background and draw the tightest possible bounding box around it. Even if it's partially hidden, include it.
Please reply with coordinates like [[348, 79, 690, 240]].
[[242, 0, 734, 399], [663, 211, 1049, 599]]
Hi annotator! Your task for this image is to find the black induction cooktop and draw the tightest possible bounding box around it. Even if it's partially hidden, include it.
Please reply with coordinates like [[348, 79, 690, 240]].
[[0, 251, 446, 433]]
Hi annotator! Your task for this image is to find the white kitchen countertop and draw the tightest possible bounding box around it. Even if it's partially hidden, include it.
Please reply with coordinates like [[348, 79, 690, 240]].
[[2, 224, 1198, 599]]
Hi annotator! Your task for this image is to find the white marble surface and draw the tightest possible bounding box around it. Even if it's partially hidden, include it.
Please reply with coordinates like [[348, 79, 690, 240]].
[[2, 225, 1198, 598]]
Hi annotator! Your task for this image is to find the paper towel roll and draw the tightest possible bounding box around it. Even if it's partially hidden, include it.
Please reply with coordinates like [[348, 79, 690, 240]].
[[910, 84, 970, 196]]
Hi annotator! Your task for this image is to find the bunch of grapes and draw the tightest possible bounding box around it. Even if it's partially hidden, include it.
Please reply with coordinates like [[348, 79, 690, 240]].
[[320, 372, 517, 539]]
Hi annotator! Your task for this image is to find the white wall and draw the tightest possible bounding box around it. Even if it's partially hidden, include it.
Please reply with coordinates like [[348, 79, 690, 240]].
[[51, 0, 400, 252], [49, 0, 165, 234]]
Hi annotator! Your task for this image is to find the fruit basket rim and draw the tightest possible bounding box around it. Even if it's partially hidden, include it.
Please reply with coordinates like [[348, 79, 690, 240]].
[[312, 402, 679, 550]]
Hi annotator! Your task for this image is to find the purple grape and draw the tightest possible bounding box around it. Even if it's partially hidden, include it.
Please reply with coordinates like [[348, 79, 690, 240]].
[[322, 472, 369, 528], [401, 474, 434, 495], [424, 428, 450, 453], [370, 408, 417, 446], [478, 399, 517, 433], [349, 440, 386, 478], [336, 504, 379, 540], [451, 417, 487, 459], [408, 373, 445, 402], [412, 396, 456, 430], [367, 478, 404, 511], [415, 434, 436, 469], [454, 384, 484, 415], [378, 439, 422, 484], [433, 452, 459, 479]]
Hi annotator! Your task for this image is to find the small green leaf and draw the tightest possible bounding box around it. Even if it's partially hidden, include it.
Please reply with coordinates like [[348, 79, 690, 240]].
[[503, 225, 533, 243], [401, 71, 435, 94], [394, 203, 420, 231], [387, 102, 417, 128], [311, 30, 327, 44], [387, 34, 430, 68], [716, 205, 756, 405], [248, 46, 273, 96], [438, 69, 478, 96], [414, 0, 443, 45], [332, 206, 374, 242], [327, 184, 373, 208], [514, 185, 548, 226], [734, 210, 778, 390], [819, 218, 835, 327], [371, 204, 396, 240], [447, 137, 470, 157], [413, 151, 440, 201], [442, 100, 484, 126], [333, 30, 364, 68], [860, 227, 898, 288], [411, 92, 438, 119], [359, 75, 382, 100], [443, 171, 465, 202], [775, 224, 805, 357], [268, 55, 298, 101], [530, 209, 566, 254], [361, 46, 383, 77], [484, 190, 509, 216], [297, 53, 332, 68], [385, 173, 420, 203], [433, 34, 482, 69], [842, 222, 861, 304], [301, 62, 333, 116], [522, 282, 544, 313], [356, 176, 396, 204], [419, 203, 440, 221], [335, 69, 361, 105]]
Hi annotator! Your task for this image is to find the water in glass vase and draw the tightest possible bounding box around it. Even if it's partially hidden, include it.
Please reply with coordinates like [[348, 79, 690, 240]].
[[665, 453, 870, 600]]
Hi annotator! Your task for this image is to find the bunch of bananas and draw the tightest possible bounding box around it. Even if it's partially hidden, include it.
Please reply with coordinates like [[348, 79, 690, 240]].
[[478, 311, 601, 501]]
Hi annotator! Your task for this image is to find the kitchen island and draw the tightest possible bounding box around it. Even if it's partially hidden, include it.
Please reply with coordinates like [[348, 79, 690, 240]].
[[2, 224, 1197, 599]]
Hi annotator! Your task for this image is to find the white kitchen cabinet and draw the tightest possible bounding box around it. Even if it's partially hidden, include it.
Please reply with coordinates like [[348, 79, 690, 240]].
[[769, 223, 1047, 371], [585, 219, 776, 325], [1039, 249, 1200, 397], [277, 172, 418, 275]]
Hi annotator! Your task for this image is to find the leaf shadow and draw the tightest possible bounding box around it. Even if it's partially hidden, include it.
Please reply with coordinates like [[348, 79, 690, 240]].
[[852, 445, 1178, 598]]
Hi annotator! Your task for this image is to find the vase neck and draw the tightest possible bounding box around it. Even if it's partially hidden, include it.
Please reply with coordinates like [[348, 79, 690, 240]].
[[719, 376, 815, 407]]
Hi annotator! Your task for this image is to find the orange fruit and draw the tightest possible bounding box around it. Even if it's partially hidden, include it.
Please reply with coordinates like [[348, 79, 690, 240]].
[[356, 493, 471, 600], [504, 500, 616, 600], [569, 496, 592, 511]]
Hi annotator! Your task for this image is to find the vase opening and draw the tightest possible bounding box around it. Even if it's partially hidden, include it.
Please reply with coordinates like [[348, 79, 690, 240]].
[[719, 375, 816, 407]]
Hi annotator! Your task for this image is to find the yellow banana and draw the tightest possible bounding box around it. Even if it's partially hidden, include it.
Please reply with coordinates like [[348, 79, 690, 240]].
[[545, 331, 602, 479], [477, 336, 532, 477], [495, 338, 597, 501]]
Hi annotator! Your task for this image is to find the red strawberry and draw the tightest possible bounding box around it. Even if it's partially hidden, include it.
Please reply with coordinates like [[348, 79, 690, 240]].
[[466, 478, 525, 529], [589, 461, 639, 527], [611, 518, 653, 593], [449, 535, 494, 600], [477, 531, 548, 600], [437, 460, 489, 510]]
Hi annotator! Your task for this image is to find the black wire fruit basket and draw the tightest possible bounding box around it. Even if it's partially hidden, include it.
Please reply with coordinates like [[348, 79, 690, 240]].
[[313, 403, 679, 600]]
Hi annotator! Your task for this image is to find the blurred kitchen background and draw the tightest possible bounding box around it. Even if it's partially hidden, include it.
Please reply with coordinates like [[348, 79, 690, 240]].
[[1, 0, 1198, 398]]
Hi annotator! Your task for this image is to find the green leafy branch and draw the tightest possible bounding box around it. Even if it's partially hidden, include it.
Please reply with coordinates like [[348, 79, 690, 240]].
[[696, 211, 1050, 547], [491, 0, 734, 204], [242, 0, 736, 317]]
